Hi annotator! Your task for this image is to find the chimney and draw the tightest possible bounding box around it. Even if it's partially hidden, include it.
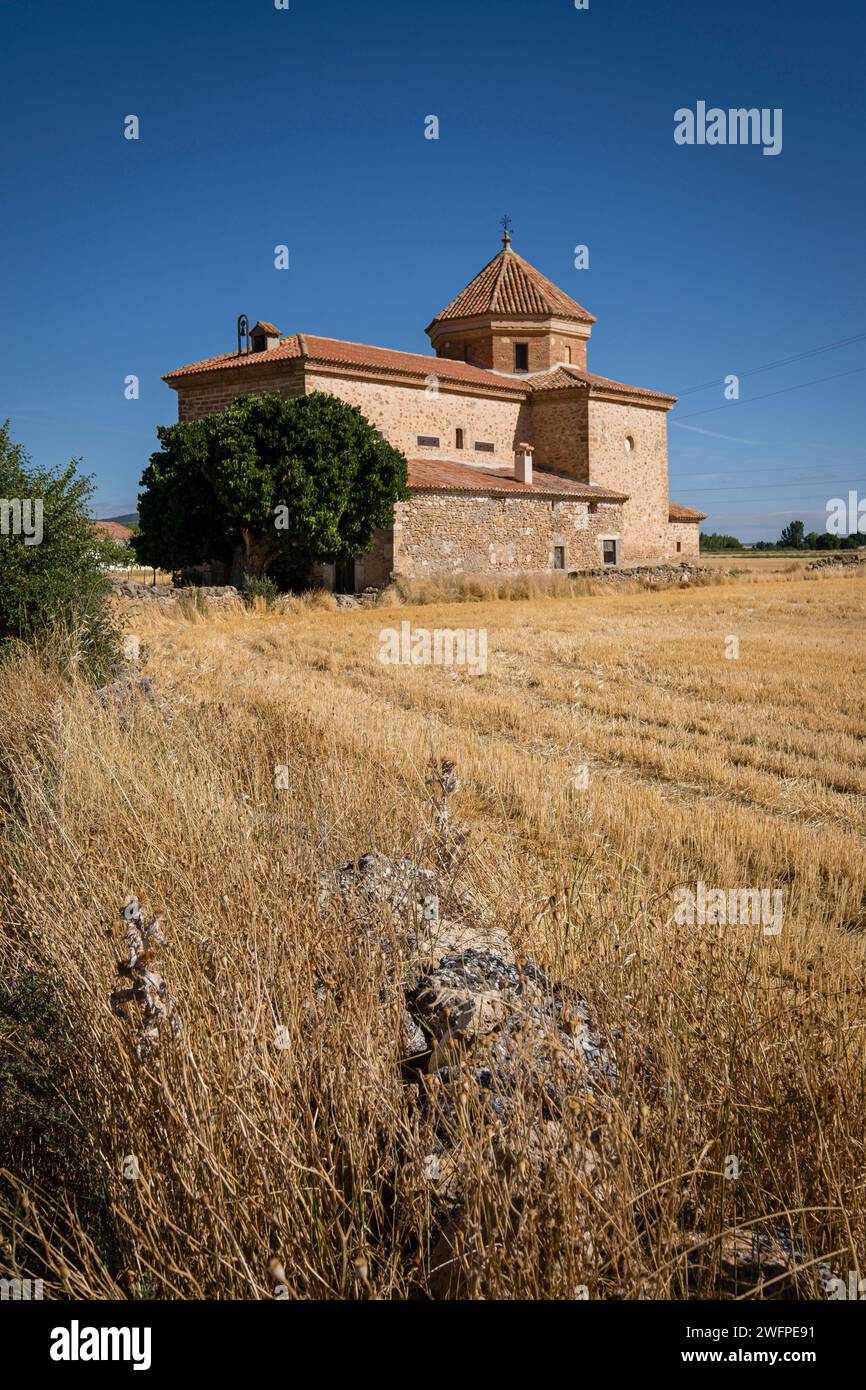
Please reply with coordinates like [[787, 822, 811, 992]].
[[515, 442, 534, 486], [249, 321, 282, 353]]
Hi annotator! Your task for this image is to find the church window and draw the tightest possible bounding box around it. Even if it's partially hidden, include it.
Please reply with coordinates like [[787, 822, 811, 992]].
[[417, 435, 440, 448], [474, 441, 495, 453], [553, 546, 565, 570], [514, 343, 529, 372], [455, 428, 465, 449]]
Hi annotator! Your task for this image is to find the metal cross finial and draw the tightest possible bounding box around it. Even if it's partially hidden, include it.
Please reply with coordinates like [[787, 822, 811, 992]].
[[500, 214, 513, 248]]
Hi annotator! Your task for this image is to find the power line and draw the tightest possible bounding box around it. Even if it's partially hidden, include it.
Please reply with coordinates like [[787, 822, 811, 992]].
[[673, 365, 866, 421], [677, 479, 864, 495], [673, 330, 866, 397], [671, 465, 845, 482]]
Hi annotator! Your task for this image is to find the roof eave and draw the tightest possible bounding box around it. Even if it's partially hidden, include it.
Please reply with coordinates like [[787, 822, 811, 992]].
[[586, 384, 678, 409], [426, 308, 597, 333]]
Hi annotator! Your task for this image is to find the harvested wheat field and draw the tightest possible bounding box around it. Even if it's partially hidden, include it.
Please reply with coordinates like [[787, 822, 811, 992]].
[[1, 568, 864, 1300]]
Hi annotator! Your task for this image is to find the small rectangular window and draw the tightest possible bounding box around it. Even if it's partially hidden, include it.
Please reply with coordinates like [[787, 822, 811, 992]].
[[474, 441, 495, 453], [455, 428, 465, 449], [553, 546, 565, 570], [676, 540, 682, 553], [603, 540, 618, 566], [514, 343, 529, 372], [417, 435, 440, 448], [566, 346, 573, 364]]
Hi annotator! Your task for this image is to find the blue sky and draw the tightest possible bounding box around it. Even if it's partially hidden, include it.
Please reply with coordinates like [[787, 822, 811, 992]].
[[1, 0, 863, 539]]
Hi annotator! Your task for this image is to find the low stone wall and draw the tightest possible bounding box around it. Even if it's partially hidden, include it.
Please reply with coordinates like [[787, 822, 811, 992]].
[[569, 561, 717, 586], [806, 553, 865, 570], [110, 580, 240, 604]]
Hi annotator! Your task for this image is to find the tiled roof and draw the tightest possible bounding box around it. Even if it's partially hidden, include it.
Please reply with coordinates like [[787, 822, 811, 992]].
[[93, 520, 134, 542], [164, 331, 676, 411], [163, 334, 528, 394], [407, 457, 627, 501], [251, 321, 281, 336], [530, 364, 677, 403], [669, 502, 707, 522], [164, 335, 675, 405], [430, 246, 596, 324]]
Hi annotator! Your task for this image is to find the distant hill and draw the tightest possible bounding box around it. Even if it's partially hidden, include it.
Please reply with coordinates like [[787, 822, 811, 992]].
[[104, 512, 139, 528]]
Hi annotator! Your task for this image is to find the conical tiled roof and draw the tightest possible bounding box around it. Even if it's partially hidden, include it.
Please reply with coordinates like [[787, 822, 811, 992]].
[[430, 245, 596, 325]]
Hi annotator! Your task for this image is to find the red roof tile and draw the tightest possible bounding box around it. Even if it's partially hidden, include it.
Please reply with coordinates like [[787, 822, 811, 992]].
[[164, 334, 528, 393], [407, 457, 626, 501], [430, 247, 596, 324], [669, 502, 707, 522], [251, 321, 281, 336], [530, 364, 677, 403]]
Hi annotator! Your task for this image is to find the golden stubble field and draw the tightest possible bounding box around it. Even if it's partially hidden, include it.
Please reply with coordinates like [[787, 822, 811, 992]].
[[141, 570, 866, 954], [1, 567, 864, 1299]]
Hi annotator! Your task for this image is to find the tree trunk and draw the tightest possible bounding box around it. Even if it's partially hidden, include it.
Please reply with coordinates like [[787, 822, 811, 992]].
[[229, 543, 246, 589], [238, 528, 276, 584]]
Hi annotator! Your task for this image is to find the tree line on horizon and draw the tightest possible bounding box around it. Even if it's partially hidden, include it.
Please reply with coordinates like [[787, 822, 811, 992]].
[[701, 521, 866, 552]]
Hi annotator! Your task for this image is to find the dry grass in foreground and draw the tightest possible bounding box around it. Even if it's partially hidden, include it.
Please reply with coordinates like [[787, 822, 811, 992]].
[[1, 568, 864, 1299]]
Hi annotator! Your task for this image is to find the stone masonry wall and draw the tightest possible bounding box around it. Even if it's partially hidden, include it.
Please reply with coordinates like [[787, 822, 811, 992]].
[[668, 522, 701, 559], [305, 371, 530, 471], [532, 392, 673, 560], [379, 492, 624, 579], [531, 392, 591, 481], [175, 363, 306, 420], [585, 398, 671, 562]]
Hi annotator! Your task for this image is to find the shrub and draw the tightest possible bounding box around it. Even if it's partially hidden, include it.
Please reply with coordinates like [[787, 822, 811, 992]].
[[0, 970, 120, 1280], [243, 575, 280, 608], [0, 422, 121, 683]]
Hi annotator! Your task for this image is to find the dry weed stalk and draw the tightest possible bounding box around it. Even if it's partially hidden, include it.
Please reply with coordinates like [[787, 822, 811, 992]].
[[110, 896, 181, 1061], [426, 758, 469, 872]]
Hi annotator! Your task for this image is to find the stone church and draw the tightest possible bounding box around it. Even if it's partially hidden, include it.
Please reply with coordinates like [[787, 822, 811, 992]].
[[163, 232, 705, 590]]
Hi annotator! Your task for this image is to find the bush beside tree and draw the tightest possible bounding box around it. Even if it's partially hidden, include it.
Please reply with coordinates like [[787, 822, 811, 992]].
[[0, 422, 119, 682]]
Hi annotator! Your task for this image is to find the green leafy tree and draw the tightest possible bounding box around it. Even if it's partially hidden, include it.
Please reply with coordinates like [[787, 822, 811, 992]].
[[699, 532, 743, 551], [779, 520, 805, 549], [0, 421, 119, 680], [134, 392, 409, 587]]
